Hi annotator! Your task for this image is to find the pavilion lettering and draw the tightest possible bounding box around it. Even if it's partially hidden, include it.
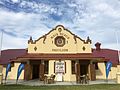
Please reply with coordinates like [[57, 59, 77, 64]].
[[52, 49, 68, 52]]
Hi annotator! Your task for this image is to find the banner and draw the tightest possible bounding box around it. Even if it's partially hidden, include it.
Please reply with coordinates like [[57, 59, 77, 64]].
[[5, 63, 11, 80], [17, 63, 24, 81], [106, 61, 112, 79]]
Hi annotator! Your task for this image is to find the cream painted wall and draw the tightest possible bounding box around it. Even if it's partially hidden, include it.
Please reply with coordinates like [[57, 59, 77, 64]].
[[2, 63, 24, 80], [96, 63, 106, 79], [76, 38, 92, 53], [48, 60, 117, 81], [48, 60, 55, 76], [63, 60, 71, 81], [70, 74, 76, 81], [1, 60, 76, 81], [96, 62, 117, 79], [47, 60, 76, 81], [108, 67, 117, 79], [28, 25, 92, 54]]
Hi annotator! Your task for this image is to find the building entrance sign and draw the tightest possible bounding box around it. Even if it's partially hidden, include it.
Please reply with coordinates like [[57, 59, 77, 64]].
[[55, 61, 64, 81], [55, 61, 65, 73]]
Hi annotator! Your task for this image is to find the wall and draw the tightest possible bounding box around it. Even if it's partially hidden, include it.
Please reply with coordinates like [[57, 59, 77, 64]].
[[47, 60, 76, 81], [28, 25, 92, 54], [2, 63, 24, 80], [96, 62, 117, 79], [48, 60, 55, 76], [27, 25, 91, 81]]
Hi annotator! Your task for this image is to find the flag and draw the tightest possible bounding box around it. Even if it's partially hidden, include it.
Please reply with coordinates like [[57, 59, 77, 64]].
[[106, 61, 112, 79], [5, 63, 11, 80], [16, 63, 24, 81]]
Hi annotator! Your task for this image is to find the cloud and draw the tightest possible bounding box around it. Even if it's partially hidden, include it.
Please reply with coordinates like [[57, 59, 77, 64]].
[[0, 9, 51, 49], [0, 0, 120, 50]]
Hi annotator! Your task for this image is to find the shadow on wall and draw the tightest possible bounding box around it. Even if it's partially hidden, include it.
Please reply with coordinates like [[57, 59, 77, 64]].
[[96, 69, 103, 76]]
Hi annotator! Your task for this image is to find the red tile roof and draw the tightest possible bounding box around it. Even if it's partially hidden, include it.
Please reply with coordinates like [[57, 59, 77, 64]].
[[92, 49, 119, 65], [0, 48, 119, 65], [0, 49, 26, 65]]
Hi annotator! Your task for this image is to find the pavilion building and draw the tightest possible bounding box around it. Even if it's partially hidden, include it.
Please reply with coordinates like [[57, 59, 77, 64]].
[[0, 25, 119, 82]]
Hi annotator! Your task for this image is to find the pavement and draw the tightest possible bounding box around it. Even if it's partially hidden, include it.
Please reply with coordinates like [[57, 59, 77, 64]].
[[1, 79, 117, 86]]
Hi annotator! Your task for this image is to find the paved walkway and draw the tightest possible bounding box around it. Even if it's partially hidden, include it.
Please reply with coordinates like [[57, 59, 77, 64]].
[[2, 79, 117, 86]]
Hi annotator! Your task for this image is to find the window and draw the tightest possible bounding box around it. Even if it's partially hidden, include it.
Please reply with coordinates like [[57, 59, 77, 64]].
[[71, 61, 76, 74], [55, 36, 65, 47], [44, 61, 49, 74]]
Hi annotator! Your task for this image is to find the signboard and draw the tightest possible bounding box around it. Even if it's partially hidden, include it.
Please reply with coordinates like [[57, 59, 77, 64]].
[[55, 61, 65, 73]]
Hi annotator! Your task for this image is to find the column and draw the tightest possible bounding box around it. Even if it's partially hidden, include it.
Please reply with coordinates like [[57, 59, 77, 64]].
[[24, 62, 32, 80], [75, 60, 80, 83], [39, 60, 44, 81], [89, 61, 96, 81]]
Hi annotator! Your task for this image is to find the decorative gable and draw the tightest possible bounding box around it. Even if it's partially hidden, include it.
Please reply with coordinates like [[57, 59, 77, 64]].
[[28, 25, 92, 54]]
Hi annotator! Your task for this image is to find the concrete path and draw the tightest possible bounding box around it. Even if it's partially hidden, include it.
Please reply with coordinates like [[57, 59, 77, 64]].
[[2, 79, 117, 86]]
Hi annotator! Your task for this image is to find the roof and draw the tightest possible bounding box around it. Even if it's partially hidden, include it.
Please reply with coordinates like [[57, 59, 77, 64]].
[[0, 49, 26, 65], [0, 48, 119, 65], [14, 53, 105, 61], [92, 49, 119, 65]]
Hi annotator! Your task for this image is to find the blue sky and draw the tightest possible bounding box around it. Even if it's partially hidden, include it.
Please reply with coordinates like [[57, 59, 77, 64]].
[[0, 0, 120, 50]]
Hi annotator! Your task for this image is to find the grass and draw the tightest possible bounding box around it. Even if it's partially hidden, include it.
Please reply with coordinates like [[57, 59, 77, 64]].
[[0, 84, 120, 90]]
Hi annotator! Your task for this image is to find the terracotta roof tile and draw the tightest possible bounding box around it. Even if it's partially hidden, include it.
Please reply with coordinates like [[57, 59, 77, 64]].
[[0, 48, 119, 65], [92, 49, 119, 65], [0, 49, 26, 65]]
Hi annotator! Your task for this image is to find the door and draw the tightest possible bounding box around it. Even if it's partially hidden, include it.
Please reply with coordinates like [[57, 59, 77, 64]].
[[32, 64, 39, 79], [80, 64, 88, 76]]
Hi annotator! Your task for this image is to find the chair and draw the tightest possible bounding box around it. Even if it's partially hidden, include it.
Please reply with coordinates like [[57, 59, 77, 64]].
[[39, 75, 44, 81], [50, 74, 55, 83], [43, 75, 48, 84], [85, 74, 89, 84], [80, 75, 85, 84], [76, 75, 80, 83]]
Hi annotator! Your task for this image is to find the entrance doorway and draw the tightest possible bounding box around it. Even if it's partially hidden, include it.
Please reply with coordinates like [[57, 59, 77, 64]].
[[32, 64, 39, 79], [80, 64, 88, 76]]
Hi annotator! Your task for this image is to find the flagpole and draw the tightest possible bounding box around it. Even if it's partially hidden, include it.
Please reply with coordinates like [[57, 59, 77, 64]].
[[115, 30, 120, 63], [0, 30, 3, 56]]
